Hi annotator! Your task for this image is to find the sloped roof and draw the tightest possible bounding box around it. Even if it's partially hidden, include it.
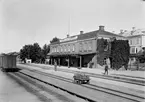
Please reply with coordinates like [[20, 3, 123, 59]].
[[78, 30, 124, 40], [50, 28, 125, 46], [122, 28, 145, 37]]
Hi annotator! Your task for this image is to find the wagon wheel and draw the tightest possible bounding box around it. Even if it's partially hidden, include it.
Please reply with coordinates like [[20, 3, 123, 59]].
[[78, 80, 82, 84], [74, 79, 76, 83], [87, 80, 90, 84]]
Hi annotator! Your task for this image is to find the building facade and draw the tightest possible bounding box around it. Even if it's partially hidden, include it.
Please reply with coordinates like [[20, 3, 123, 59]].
[[48, 26, 125, 68], [121, 28, 145, 63]]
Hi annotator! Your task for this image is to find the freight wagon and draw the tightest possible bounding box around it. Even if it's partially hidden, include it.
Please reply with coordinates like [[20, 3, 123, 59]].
[[0, 54, 18, 72]]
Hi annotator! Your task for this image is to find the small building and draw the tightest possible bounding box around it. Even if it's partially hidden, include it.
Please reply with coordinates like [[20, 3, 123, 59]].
[[48, 26, 126, 68], [25, 58, 32, 63]]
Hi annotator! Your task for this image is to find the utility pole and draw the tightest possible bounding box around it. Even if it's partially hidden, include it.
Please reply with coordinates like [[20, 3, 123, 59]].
[[96, 31, 98, 68]]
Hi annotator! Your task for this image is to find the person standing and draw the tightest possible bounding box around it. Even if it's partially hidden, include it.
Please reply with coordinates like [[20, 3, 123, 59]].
[[104, 58, 108, 75], [104, 63, 109, 75], [54, 60, 57, 71]]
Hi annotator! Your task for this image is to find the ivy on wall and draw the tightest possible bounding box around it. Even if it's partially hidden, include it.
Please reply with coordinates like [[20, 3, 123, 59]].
[[110, 39, 130, 70], [96, 38, 130, 70], [97, 38, 111, 66]]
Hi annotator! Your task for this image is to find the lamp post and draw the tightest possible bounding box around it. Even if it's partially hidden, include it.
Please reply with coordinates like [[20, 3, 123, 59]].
[[96, 32, 98, 68]]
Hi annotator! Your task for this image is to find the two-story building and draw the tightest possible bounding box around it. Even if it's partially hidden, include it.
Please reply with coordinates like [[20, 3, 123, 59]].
[[120, 28, 145, 63], [48, 26, 125, 68]]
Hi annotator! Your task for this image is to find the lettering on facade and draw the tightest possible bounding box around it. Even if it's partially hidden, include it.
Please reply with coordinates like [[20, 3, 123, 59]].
[[60, 36, 78, 42]]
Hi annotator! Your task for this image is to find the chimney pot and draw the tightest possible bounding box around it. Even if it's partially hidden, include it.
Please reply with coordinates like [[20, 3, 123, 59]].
[[99, 26, 105, 31], [80, 31, 83, 34], [67, 34, 69, 38]]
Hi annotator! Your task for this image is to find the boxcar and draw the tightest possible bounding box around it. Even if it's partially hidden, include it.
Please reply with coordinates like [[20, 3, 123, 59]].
[[0, 54, 17, 72]]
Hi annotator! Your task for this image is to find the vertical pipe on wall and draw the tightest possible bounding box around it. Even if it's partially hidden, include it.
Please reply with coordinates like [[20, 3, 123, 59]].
[[80, 55, 82, 68]]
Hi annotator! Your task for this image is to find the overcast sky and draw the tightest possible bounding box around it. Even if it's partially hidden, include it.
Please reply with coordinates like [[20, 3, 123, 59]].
[[0, 0, 145, 53]]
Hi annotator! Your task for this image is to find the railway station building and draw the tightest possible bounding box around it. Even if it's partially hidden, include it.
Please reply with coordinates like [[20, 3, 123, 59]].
[[47, 26, 126, 68]]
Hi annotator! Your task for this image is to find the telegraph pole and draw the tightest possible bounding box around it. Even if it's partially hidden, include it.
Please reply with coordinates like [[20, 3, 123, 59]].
[[96, 32, 98, 68]]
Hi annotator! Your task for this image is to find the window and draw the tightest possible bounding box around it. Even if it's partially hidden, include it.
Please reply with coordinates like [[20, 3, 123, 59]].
[[72, 44, 75, 52], [60, 46, 61, 52], [58, 46, 60, 53], [130, 47, 136, 53], [61, 45, 64, 52], [68, 45, 70, 52], [51, 47, 53, 52], [57, 47, 59, 52], [66, 45, 68, 52], [136, 48, 138, 53], [69, 44, 72, 52], [88, 41, 92, 51], [136, 38, 140, 45], [130, 40, 132, 45], [79, 42, 83, 52], [83, 42, 87, 51], [64, 45, 66, 52], [104, 45, 108, 51]]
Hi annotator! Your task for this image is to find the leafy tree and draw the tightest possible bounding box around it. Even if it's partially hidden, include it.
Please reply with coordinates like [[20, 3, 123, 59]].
[[20, 43, 42, 63], [41, 44, 50, 63], [50, 37, 60, 44], [20, 44, 33, 62]]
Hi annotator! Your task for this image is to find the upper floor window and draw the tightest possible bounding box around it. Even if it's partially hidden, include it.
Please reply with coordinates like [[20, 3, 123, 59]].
[[66, 45, 68, 52], [61, 45, 64, 52], [68, 45, 70, 52], [51, 47, 53, 53], [58, 46, 60, 53], [64, 45, 66, 52], [136, 38, 140, 45], [72, 44, 75, 52], [130, 40, 132, 45], [88, 41, 92, 51], [83, 42, 87, 51], [79, 42, 83, 52]]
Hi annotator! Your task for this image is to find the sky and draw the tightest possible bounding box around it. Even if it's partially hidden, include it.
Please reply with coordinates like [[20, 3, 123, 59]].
[[0, 0, 145, 53]]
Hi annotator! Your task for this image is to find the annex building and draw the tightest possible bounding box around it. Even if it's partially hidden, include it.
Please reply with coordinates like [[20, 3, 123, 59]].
[[48, 26, 126, 68]]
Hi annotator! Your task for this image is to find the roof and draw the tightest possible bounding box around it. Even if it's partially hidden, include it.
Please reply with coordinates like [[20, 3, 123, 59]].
[[122, 28, 145, 37], [50, 28, 125, 46], [47, 52, 80, 56], [78, 30, 124, 40], [126, 34, 144, 38]]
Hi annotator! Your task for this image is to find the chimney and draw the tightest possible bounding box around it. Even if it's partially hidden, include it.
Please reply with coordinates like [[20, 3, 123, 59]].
[[99, 26, 105, 31], [80, 31, 83, 34], [120, 29, 124, 34], [67, 34, 69, 38], [132, 27, 135, 31]]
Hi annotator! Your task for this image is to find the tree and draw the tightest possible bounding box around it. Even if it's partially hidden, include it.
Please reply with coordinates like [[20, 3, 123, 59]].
[[50, 37, 60, 44], [41, 44, 50, 63], [20, 43, 42, 63], [20, 44, 33, 62]]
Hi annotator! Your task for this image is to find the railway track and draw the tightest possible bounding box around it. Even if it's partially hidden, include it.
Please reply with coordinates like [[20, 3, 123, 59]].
[[24, 64, 145, 86], [17, 67, 145, 102], [8, 72, 94, 102]]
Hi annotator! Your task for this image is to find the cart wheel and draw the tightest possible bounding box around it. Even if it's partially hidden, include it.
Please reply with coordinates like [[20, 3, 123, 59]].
[[78, 80, 82, 84], [87, 80, 90, 84], [74, 79, 76, 83]]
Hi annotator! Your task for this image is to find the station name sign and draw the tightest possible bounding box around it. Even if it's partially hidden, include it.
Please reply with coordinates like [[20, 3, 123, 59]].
[[60, 36, 78, 42]]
